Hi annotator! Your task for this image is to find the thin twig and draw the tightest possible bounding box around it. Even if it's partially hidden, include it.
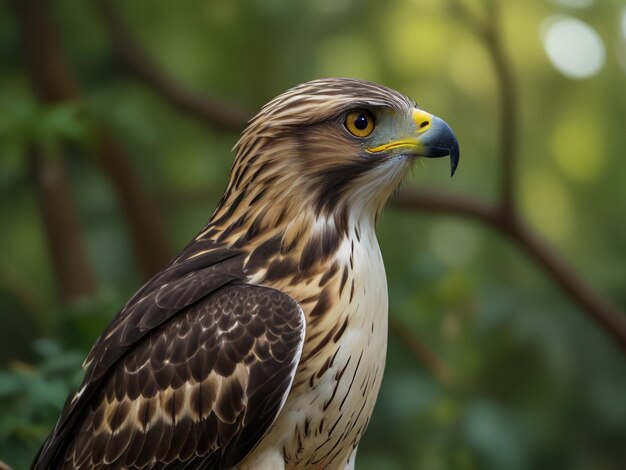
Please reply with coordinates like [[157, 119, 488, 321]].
[[449, 0, 518, 213], [393, 188, 499, 224], [28, 149, 99, 302], [506, 219, 626, 353], [93, 0, 252, 130], [484, 0, 518, 214]]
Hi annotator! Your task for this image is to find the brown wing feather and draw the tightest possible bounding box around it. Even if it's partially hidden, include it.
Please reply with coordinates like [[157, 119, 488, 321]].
[[37, 284, 304, 470], [33, 245, 245, 470]]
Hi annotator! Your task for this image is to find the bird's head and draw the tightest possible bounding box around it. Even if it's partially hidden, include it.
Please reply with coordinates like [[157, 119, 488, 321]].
[[213, 78, 459, 236]]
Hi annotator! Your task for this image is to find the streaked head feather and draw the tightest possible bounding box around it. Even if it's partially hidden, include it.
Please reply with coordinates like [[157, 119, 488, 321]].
[[211, 78, 416, 244]]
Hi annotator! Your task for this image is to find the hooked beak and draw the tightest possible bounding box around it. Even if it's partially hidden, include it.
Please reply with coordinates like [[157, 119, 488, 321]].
[[366, 109, 460, 176]]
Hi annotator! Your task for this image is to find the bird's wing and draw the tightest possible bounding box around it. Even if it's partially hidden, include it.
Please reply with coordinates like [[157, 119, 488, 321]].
[[33, 245, 245, 468], [34, 258, 305, 469]]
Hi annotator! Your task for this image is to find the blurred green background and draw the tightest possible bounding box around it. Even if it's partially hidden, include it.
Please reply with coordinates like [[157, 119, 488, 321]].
[[1, 0, 625, 468]]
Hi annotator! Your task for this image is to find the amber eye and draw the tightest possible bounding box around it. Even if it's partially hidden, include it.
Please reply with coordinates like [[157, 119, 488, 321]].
[[344, 110, 375, 138]]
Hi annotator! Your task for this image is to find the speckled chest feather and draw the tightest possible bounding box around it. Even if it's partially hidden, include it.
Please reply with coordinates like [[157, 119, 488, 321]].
[[240, 217, 388, 469]]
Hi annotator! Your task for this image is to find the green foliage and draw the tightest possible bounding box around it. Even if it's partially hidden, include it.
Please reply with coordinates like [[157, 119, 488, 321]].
[[1, 0, 625, 468], [0, 95, 88, 157], [0, 340, 84, 470]]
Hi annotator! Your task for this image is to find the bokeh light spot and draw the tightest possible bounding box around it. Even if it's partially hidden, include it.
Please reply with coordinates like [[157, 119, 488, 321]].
[[541, 16, 605, 79]]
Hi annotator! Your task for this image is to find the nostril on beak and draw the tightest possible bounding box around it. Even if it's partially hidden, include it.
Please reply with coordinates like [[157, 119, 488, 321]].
[[412, 109, 433, 132]]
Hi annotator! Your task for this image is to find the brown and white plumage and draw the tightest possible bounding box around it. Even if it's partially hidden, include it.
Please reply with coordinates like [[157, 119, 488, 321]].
[[33, 78, 459, 470]]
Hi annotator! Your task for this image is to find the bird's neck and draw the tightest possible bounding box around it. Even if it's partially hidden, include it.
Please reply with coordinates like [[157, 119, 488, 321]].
[[200, 192, 379, 280]]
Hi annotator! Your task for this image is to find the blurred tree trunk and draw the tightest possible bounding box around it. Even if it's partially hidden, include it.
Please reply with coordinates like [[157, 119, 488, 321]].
[[8, 0, 173, 283], [6, 0, 96, 301], [28, 150, 98, 302], [96, 135, 174, 276]]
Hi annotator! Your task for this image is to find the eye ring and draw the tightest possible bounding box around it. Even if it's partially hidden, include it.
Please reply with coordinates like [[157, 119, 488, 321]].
[[344, 110, 375, 138]]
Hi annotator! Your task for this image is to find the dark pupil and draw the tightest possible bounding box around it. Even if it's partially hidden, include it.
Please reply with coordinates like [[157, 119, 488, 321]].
[[354, 114, 368, 130]]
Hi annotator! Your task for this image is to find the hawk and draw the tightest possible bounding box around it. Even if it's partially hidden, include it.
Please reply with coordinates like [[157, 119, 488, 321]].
[[33, 78, 459, 469]]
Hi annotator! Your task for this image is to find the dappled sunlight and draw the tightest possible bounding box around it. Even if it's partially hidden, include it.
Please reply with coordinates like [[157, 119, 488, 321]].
[[541, 16, 605, 79]]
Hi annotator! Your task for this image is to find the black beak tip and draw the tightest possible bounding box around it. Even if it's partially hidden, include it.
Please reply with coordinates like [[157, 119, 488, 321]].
[[449, 142, 460, 177], [423, 116, 460, 177]]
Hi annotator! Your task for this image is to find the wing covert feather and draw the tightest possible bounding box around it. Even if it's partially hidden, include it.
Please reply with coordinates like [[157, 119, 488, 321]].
[[36, 284, 304, 470]]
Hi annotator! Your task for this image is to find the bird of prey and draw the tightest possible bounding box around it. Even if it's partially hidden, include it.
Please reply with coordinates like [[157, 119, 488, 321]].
[[33, 78, 459, 470]]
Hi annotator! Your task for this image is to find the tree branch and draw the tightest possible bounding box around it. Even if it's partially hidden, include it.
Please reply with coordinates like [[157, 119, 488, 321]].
[[93, 0, 252, 130], [427, 1, 626, 352], [389, 317, 454, 385], [448, 0, 518, 213], [506, 218, 626, 352], [95, 134, 175, 277], [393, 188, 500, 225], [484, 0, 518, 214], [28, 149, 98, 302], [393, 189, 626, 354], [8, 0, 96, 302]]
